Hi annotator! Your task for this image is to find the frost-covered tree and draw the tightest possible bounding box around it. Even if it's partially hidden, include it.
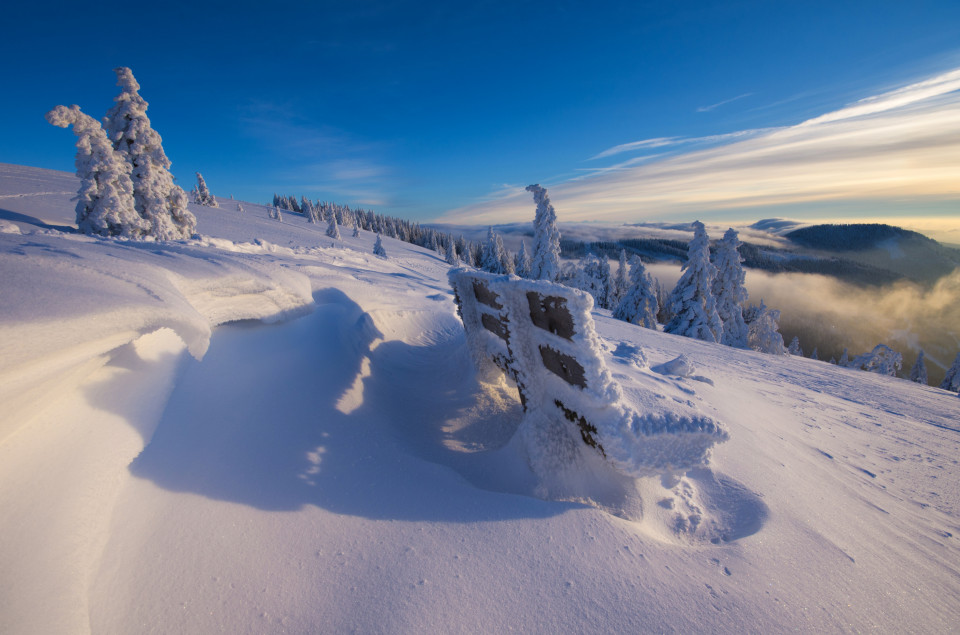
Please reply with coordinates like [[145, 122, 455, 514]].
[[352, 225, 360, 238], [445, 239, 460, 266], [526, 184, 561, 281], [908, 350, 928, 385], [612, 249, 629, 308], [712, 228, 749, 348], [103, 67, 196, 240], [665, 221, 723, 342], [514, 239, 531, 278], [839, 348, 850, 367], [941, 352, 960, 392], [326, 212, 341, 240], [748, 300, 786, 355], [45, 105, 149, 238], [572, 252, 612, 309], [481, 227, 511, 274], [788, 336, 803, 356], [193, 172, 218, 207], [373, 233, 387, 257], [810, 347, 819, 361], [613, 256, 659, 329], [850, 344, 903, 377]]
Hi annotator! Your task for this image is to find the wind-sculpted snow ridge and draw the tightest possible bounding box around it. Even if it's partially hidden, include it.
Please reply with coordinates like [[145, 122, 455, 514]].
[[449, 269, 728, 483]]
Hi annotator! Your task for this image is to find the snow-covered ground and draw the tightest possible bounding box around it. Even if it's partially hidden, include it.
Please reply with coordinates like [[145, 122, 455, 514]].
[[1, 163, 958, 633]]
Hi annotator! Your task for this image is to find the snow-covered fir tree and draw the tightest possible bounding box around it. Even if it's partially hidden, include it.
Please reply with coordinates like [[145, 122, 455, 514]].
[[665, 221, 723, 342], [103, 67, 196, 240], [45, 105, 148, 238], [373, 233, 387, 257], [788, 336, 803, 356], [526, 184, 561, 281], [572, 252, 612, 309], [850, 344, 903, 377], [481, 227, 511, 274], [908, 350, 928, 385], [445, 239, 460, 266], [712, 228, 749, 348], [612, 249, 629, 308], [810, 347, 819, 361], [514, 240, 531, 278], [612, 256, 659, 329], [326, 212, 341, 240], [352, 225, 360, 238], [839, 348, 850, 366], [940, 352, 960, 392], [747, 300, 787, 355], [193, 172, 218, 207]]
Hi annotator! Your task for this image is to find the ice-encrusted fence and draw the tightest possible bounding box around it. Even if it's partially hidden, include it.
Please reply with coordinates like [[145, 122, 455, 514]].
[[449, 268, 729, 478]]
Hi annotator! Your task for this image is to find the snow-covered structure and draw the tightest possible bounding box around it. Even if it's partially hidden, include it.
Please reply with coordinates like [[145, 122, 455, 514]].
[[448, 268, 727, 479], [193, 172, 218, 207], [526, 184, 561, 281], [909, 350, 928, 385], [712, 228, 749, 348], [373, 233, 387, 257], [850, 344, 903, 377], [748, 300, 787, 355], [665, 221, 723, 342], [45, 105, 148, 238], [941, 352, 960, 392], [103, 67, 196, 240], [612, 256, 658, 329]]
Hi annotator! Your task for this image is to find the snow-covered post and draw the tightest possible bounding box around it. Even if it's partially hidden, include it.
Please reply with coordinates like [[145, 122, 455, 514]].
[[104, 67, 196, 240], [909, 350, 928, 385], [526, 184, 561, 281], [940, 352, 960, 392], [712, 228, 749, 348], [46, 105, 148, 238], [665, 221, 723, 343], [193, 172, 218, 207], [613, 256, 659, 329]]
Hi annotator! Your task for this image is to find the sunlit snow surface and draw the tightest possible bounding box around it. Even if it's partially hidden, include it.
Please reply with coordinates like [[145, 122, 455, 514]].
[[1, 163, 958, 633]]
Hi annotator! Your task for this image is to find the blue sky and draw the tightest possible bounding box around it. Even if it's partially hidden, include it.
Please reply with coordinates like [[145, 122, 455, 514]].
[[2, 1, 959, 239]]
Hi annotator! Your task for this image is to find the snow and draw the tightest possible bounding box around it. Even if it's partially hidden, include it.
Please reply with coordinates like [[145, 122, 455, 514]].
[[1, 163, 960, 633]]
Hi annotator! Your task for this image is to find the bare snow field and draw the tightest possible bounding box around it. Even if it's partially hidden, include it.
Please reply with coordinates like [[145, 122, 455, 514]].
[[1, 163, 959, 633]]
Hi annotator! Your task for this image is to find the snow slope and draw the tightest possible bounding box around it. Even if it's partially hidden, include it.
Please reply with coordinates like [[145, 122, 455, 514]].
[[1, 163, 958, 633]]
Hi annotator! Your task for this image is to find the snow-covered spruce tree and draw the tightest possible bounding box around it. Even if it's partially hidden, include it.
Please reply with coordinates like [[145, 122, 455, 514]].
[[445, 239, 460, 266], [788, 336, 803, 356], [514, 239, 531, 278], [193, 172, 218, 207], [941, 352, 960, 392], [664, 221, 723, 342], [572, 252, 612, 309], [747, 300, 787, 355], [613, 255, 659, 329], [810, 347, 819, 361], [373, 233, 387, 257], [612, 249, 629, 308], [46, 105, 149, 238], [850, 344, 903, 377], [712, 228, 749, 348], [526, 184, 561, 281], [352, 225, 360, 238], [839, 348, 850, 367], [104, 67, 195, 240], [909, 350, 928, 385], [482, 227, 510, 274], [326, 212, 341, 240]]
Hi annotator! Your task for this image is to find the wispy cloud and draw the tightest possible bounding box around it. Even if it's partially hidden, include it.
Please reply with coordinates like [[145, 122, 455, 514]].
[[439, 67, 960, 234], [696, 92, 753, 113]]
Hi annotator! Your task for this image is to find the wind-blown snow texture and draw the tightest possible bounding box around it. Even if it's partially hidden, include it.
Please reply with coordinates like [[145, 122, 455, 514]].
[[1, 163, 959, 634]]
